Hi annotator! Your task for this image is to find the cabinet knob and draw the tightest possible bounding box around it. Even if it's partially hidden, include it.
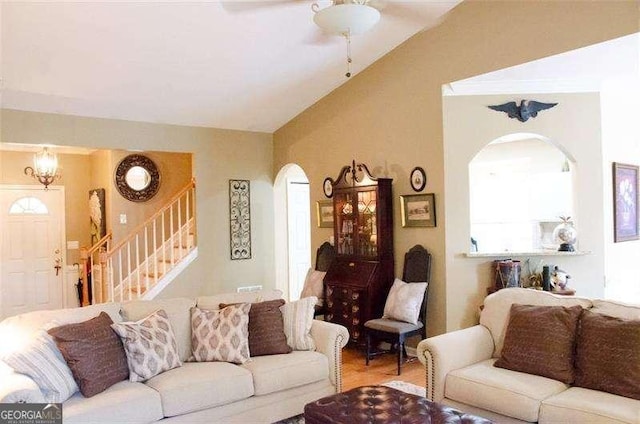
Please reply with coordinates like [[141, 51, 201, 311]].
[[349, 262, 355, 267]]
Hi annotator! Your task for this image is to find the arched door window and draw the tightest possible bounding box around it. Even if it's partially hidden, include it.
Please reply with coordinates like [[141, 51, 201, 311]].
[[8, 197, 49, 215]]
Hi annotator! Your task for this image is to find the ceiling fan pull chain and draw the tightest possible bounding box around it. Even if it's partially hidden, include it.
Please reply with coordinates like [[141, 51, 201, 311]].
[[345, 29, 352, 78]]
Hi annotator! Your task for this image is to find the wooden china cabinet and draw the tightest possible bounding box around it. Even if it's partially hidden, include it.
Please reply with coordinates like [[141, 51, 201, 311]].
[[324, 161, 394, 344]]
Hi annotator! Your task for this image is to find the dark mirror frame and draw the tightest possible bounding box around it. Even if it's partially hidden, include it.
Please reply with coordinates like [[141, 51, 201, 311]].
[[114, 154, 161, 202]]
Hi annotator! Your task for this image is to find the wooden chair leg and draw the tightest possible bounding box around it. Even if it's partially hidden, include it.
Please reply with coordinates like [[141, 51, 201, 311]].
[[397, 341, 403, 375], [365, 332, 370, 366]]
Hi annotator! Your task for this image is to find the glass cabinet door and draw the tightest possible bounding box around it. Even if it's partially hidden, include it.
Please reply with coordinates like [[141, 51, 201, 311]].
[[335, 192, 354, 255], [357, 189, 377, 257]]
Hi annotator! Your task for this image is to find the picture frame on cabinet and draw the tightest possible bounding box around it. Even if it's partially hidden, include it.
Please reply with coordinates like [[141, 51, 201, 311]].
[[317, 200, 334, 228], [613, 162, 639, 242], [401, 193, 436, 227]]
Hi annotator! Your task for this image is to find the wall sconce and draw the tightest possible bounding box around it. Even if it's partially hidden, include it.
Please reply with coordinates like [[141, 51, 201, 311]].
[[24, 147, 60, 189]]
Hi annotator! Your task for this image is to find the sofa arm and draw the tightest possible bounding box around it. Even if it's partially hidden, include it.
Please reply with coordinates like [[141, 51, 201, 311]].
[[0, 368, 45, 403], [417, 325, 494, 402], [310, 320, 349, 392]]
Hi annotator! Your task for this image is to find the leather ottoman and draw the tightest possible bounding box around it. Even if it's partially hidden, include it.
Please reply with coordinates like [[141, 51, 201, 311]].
[[304, 385, 493, 424]]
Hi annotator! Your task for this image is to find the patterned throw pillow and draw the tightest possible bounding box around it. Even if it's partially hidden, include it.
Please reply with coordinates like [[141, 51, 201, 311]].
[[48, 312, 129, 397], [300, 269, 326, 307], [280, 297, 317, 351], [111, 309, 182, 382], [3, 329, 78, 402], [219, 300, 291, 357], [382, 278, 428, 325], [190, 304, 251, 364]]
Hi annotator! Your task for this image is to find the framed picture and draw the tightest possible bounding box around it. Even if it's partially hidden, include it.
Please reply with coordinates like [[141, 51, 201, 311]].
[[613, 162, 639, 242], [401, 193, 436, 227], [89, 188, 106, 245], [323, 177, 334, 198], [410, 167, 426, 192], [316, 200, 334, 228]]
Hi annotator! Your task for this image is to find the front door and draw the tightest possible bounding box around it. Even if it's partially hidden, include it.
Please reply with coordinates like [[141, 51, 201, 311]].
[[0, 186, 65, 319]]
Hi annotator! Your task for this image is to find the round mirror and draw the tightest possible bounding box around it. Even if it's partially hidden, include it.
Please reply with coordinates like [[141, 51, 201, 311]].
[[125, 166, 151, 191], [115, 154, 161, 202]]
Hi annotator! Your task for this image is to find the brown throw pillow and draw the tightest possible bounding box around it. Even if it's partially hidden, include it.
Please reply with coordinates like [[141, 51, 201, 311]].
[[494, 304, 583, 384], [219, 299, 291, 357], [48, 312, 129, 397], [574, 310, 640, 400]]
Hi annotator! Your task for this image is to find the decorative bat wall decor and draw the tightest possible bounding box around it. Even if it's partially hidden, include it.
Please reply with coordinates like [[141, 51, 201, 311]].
[[488, 100, 558, 122]]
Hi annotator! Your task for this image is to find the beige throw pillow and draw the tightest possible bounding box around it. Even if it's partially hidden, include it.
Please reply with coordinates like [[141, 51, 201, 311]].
[[190, 304, 251, 364], [280, 297, 317, 351], [111, 309, 182, 382], [300, 268, 326, 307], [382, 278, 427, 325]]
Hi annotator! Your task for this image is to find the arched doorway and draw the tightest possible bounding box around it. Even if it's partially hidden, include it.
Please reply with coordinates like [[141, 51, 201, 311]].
[[274, 164, 311, 301]]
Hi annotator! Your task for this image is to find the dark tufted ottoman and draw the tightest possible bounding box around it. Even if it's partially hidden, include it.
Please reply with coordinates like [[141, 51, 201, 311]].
[[304, 385, 493, 424]]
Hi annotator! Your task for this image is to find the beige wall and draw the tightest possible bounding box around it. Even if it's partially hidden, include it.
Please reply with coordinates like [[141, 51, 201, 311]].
[[106, 150, 192, 244], [444, 92, 604, 330], [1, 109, 274, 299], [273, 1, 639, 336], [0, 150, 91, 264]]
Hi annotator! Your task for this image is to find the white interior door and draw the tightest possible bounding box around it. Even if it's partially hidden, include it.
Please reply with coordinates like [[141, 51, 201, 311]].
[[287, 181, 311, 301], [0, 186, 65, 319]]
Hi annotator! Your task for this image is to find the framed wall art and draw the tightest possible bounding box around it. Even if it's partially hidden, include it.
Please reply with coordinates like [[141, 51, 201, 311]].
[[613, 162, 639, 242], [89, 188, 106, 246], [229, 179, 251, 259], [410, 167, 426, 192], [316, 200, 334, 228], [400, 193, 436, 228]]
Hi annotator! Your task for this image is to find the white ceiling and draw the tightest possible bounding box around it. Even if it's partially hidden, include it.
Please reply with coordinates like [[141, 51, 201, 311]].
[[1, 1, 461, 133], [446, 33, 640, 96]]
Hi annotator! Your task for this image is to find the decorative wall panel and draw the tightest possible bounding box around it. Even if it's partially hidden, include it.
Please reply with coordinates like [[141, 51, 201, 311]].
[[229, 179, 251, 260]]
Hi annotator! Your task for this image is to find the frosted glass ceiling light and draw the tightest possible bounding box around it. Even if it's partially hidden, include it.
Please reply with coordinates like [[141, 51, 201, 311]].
[[312, 1, 381, 78]]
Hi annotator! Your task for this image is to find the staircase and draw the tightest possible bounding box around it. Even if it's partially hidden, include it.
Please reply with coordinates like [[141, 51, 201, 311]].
[[81, 180, 197, 305]]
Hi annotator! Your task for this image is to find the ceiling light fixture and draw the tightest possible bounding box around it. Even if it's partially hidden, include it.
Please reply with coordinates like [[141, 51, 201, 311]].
[[312, 1, 381, 78], [24, 147, 60, 189]]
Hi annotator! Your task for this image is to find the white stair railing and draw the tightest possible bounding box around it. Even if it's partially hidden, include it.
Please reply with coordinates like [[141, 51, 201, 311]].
[[81, 179, 196, 305]]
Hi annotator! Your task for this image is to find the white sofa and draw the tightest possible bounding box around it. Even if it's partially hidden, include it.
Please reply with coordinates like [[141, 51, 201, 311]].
[[417, 288, 640, 424], [0, 290, 349, 424]]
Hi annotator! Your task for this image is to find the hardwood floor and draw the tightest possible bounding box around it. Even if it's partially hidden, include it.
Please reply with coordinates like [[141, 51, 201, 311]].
[[341, 346, 425, 391]]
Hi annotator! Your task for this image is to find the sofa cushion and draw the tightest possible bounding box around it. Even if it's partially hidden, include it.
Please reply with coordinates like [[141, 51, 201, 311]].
[[280, 297, 317, 351], [121, 298, 195, 363], [190, 304, 251, 364], [219, 299, 292, 357], [574, 310, 640, 401], [300, 269, 326, 307], [3, 329, 78, 402], [63, 380, 163, 424], [196, 289, 283, 311], [591, 299, 640, 320], [48, 312, 129, 397], [494, 304, 582, 384], [144, 362, 254, 417], [479, 287, 592, 357], [540, 387, 640, 424], [111, 309, 182, 382], [241, 350, 329, 396], [446, 358, 568, 422], [0, 303, 122, 358]]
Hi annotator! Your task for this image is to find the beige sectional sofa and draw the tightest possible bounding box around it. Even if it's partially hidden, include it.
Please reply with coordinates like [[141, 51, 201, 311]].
[[0, 290, 349, 424], [417, 288, 640, 424]]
